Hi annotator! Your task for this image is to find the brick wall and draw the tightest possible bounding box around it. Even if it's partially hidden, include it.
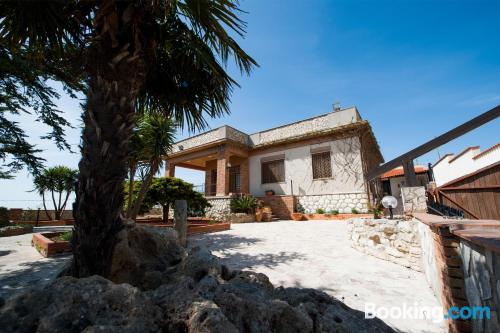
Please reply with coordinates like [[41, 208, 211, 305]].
[[258, 195, 295, 220], [431, 226, 471, 333]]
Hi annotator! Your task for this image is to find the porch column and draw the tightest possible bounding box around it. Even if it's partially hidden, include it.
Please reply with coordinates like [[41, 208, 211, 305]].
[[165, 160, 176, 177], [216, 151, 229, 196], [240, 158, 249, 194], [402, 159, 417, 187]]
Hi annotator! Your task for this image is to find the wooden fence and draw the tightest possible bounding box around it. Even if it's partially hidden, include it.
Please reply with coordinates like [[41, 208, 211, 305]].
[[434, 161, 500, 220]]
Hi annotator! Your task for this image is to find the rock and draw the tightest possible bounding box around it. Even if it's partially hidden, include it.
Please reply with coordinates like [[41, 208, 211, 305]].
[[0, 226, 397, 333], [109, 225, 184, 289], [0, 276, 163, 332]]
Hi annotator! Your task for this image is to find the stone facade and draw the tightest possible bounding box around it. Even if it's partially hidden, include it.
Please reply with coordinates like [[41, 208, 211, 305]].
[[205, 197, 232, 221], [347, 218, 422, 271], [298, 192, 369, 214], [460, 240, 500, 333], [401, 186, 427, 213]]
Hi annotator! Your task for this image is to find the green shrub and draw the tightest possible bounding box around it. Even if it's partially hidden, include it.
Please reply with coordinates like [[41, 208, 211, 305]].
[[0, 207, 9, 227], [351, 208, 360, 214], [52, 231, 72, 242], [315, 208, 325, 214], [328, 209, 339, 215], [295, 203, 305, 213], [230, 195, 258, 214]]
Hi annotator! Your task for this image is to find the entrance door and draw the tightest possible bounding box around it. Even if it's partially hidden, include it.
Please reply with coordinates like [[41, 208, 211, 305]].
[[209, 169, 217, 196], [229, 166, 241, 193]]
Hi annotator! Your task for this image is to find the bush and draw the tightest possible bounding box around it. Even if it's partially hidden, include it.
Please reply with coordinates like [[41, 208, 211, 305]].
[[351, 208, 360, 214], [295, 203, 305, 213], [230, 195, 258, 214], [328, 209, 339, 215], [0, 207, 9, 227], [315, 208, 325, 214]]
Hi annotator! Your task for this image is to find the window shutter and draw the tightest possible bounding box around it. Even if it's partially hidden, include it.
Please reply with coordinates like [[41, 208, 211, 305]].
[[262, 159, 285, 184]]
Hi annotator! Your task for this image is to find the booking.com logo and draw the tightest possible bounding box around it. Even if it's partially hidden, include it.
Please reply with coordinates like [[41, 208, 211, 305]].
[[365, 303, 490, 322]]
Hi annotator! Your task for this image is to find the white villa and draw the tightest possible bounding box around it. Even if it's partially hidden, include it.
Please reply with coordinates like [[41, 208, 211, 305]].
[[165, 107, 384, 219]]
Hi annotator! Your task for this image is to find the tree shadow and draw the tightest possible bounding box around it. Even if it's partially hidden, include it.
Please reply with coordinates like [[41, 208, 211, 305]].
[[189, 233, 307, 271], [0, 255, 70, 300], [0, 250, 13, 257], [188, 233, 264, 252]]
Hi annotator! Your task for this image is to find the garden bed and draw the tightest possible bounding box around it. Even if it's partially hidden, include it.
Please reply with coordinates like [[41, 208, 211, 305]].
[[32, 232, 72, 257], [297, 213, 373, 221], [19, 219, 74, 226], [0, 224, 33, 237], [140, 223, 231, 235]]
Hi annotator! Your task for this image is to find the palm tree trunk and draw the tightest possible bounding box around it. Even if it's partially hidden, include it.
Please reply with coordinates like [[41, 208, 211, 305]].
[[72, 1, 149, 278], [50, 190, 58, 220], [41, 192, 52, 221], [130, 159, 158, 220]]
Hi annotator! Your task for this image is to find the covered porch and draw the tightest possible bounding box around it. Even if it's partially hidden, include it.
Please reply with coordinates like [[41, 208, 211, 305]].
[[165, 143, 249, 197]]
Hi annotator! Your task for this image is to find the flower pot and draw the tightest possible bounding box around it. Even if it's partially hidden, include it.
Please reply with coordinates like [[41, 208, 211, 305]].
[[255, 212, 263, 222], [265, 190, 275, 196], [291, 213, 303, 221]]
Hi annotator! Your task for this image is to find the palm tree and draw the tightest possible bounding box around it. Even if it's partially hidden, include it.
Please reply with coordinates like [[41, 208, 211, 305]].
[[126, 112, 176, 220], [1, 1, 256, 277], [33, 166, 78, 220]]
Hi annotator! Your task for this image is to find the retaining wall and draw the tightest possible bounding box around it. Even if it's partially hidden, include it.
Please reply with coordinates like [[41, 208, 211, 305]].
[[348, 218, 422, 271]]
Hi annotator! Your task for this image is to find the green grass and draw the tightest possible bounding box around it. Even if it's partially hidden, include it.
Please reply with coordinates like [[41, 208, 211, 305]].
[[52, 231, 72, 242]]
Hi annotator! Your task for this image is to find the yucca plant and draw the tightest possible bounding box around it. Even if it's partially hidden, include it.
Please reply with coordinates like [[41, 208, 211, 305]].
[[230, 195, 258, 214]]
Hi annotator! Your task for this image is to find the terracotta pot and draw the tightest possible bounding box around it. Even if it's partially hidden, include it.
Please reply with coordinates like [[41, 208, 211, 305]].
[[291, 213, 303, 221], [255, 212, 263, 222], [265, 190, 275, 196]]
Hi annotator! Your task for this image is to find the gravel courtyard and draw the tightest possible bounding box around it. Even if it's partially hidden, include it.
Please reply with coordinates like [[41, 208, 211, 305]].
[[190, 220, 446, 333]]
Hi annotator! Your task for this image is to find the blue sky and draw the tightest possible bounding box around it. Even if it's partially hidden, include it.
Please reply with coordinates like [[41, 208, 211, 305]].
[[1, 0, 499, 208]]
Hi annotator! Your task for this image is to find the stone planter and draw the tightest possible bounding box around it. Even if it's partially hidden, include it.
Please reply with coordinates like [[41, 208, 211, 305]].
[[32, 232, 71, 257], [0, 225, 33, 237], [227, 213, 255, 224], [291, 213, 303, 221]]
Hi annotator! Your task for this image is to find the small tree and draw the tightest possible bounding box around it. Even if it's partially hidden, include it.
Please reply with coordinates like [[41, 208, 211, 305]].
[[33, 166, 78, 220], [126, 113, 176, 220], [143, 177, 211, 222]]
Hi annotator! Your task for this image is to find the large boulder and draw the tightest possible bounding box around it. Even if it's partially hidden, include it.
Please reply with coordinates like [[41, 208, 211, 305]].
[[0, 275, 163, 332], [109, 225, 184, 289], [0, 226, 396, 332]]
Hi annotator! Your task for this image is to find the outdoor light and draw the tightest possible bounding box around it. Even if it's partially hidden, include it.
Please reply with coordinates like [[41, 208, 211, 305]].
[[381, 195, 398, 219], [226, 162, 232, 168]]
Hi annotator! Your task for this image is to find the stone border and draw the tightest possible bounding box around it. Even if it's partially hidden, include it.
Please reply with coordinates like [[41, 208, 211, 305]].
[[302, 213, 372, 221], [0, 225, 33, 237]]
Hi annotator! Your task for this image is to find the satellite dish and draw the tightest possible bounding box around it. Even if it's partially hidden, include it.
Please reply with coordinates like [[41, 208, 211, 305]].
[[381, 196, 398, 209]]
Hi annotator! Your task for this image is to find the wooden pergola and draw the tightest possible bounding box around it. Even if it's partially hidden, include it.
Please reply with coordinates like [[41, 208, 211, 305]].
[[367, 105, 500, 185]]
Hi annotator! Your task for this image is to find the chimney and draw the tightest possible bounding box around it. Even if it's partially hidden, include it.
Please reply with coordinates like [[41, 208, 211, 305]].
[[333, 102, 341, 112]]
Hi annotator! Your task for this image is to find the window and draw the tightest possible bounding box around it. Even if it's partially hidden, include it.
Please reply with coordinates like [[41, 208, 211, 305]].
[[261, 159, 285, 184], [312, 151, 332, 179]]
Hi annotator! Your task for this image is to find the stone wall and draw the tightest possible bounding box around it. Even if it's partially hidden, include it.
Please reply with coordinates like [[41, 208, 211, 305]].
[[348, 218, 422, 271], [417, 222, 443, 305], [205, 197, 232, 221], [401, 186, 427, 213], [460, 240, 500, 333], [298, 192, 369, 214]]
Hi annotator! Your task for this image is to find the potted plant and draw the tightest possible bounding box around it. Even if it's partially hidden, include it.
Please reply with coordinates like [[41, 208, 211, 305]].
[[373, 202, 384, 219], [265, 189, 275, 196], [291, 203, 304, 221]]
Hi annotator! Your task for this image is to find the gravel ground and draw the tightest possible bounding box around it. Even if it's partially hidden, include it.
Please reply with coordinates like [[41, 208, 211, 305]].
[[189, 220, 447, 333]]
